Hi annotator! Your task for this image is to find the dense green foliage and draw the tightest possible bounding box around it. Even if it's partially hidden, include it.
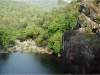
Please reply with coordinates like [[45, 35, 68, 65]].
[[0, 0, 79, 53], [0, 1, 45, 45]]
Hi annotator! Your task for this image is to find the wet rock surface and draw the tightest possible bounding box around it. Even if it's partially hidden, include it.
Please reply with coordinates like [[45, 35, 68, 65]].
[[62, 29, 100, 74]]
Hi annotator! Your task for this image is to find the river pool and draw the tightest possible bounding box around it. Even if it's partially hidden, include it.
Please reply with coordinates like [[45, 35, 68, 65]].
[[0, 52, 62, 74]]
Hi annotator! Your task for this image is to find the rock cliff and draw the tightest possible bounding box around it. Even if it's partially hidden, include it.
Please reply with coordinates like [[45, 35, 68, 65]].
[[62, 0, 100, 74]]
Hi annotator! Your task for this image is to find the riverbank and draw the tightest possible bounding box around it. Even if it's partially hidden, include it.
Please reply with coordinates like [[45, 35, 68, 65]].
[[0, 39, 61, 57]]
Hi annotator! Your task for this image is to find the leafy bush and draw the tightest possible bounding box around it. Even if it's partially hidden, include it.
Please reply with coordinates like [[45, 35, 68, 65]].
[[47, 32, 62, 53], [34, 30, 48, 46]]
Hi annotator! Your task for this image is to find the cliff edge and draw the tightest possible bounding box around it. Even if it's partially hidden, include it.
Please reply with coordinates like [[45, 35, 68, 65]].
[[62, 0, 100, 74]]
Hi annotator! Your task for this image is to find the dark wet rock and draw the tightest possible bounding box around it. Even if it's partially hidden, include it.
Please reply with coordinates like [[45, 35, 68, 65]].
[[78, 4, 87, 15], [73, 21, 82, 30], [93, 46, 100, 60], [62, 29, 100, 74], [96, 28, 100, 37]]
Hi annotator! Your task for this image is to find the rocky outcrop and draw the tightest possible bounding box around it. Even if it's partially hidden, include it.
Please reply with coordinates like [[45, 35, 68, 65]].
[[0, 39, 53, 54], [62, 28, 100, 74], [8, 39, 53, 54], [0, 45, 8, 53], [62, 1, 100, 73], [78, 0, 100, 35]]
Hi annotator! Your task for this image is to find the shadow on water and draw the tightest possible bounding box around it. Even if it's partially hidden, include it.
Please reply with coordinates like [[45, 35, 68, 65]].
[[0, 53, 11, 73], [0, 53, 10, 60], [33, 53, 62, 74]]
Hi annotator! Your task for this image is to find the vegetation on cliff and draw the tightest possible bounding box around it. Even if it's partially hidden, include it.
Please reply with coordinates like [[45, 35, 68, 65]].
[[1, 0, 99, 53]]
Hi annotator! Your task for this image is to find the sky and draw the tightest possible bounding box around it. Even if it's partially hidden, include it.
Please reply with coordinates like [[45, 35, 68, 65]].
[[64, 0, 72, 3]]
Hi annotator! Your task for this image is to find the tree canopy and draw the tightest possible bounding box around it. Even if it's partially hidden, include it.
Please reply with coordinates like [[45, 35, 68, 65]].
[[0, 0, 79, 53]]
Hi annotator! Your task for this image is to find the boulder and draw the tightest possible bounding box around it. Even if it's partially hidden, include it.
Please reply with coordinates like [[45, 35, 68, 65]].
[[62, 29, 100, 74], [78, 4, 86, 14], [96, 28, 100, 37]]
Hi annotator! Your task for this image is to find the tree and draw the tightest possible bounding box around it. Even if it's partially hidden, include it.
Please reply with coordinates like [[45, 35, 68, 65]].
[[47, 32, 62, 53]]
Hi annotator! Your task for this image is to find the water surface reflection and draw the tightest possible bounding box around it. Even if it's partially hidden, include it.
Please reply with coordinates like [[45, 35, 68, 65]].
[[0, 52, 62, 74]]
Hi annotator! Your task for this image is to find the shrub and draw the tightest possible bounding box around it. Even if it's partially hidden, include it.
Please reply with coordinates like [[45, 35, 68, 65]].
[[47, 32, 62, 53]]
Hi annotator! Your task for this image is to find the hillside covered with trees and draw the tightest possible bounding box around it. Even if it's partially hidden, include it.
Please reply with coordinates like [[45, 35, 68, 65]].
[[0, 0, 46, 46], [0, 0, 79, 53], [13, 0, 58, 10]]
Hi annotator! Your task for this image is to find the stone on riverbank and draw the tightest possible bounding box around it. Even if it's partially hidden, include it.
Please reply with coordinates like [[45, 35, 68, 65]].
[[0, 39, 54, 55]]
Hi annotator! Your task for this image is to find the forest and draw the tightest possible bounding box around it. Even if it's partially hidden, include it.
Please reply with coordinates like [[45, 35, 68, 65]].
[[0, 0, 79, 53]]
